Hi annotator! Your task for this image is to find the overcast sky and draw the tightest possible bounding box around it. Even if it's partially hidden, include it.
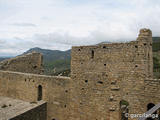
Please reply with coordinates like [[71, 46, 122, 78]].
[[0, 0, 160, 56]]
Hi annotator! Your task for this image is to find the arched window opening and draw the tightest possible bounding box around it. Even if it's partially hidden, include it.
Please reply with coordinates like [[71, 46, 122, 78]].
[[91, 50, 94, 59], [38, 85, 42, 101], [120, 100, 129, 120], [147, 103, 155, 111]]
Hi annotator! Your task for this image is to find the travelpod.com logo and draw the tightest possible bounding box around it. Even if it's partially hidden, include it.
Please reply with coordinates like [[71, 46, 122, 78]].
[[125, 113, 158, 119]]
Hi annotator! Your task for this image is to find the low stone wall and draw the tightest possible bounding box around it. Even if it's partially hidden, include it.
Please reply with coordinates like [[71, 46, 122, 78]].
[[0, 70, 71, 120], [10, 101, 47, 120]]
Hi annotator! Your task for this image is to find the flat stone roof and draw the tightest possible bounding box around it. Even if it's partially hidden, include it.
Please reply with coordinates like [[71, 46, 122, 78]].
[[0, 96, 46, 120]]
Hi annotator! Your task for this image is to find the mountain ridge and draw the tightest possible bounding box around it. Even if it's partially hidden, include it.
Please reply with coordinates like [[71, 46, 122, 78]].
[[22, 47, 71, 76]]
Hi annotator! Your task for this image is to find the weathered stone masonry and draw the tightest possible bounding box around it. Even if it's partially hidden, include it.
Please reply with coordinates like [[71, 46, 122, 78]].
[[70, 29, 157, 120], [0, 52, 44, 74], [0, 71, 71, 120], [0, 28, 160, 120]]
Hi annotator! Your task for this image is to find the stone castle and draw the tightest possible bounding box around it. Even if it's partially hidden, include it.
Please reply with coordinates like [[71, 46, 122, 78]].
[[0, 28, 159, 120]]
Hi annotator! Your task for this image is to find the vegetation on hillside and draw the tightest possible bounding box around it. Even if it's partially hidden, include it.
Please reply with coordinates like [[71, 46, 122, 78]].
[[22, 47, 71, 76], [152, 37, 160, 78], [44, 59, 71, 76], [153, 37, 160, 52]]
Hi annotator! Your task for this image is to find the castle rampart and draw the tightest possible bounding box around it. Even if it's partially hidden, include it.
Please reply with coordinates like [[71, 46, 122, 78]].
[[0, 70, 71, 120], [0, 28, 159, 120]]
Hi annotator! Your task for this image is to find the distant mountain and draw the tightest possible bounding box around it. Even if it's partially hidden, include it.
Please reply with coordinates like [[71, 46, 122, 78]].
[[0, 57, 11, 62], [153, 37, 160, 42], [23, 47, 71, 76], [23, 47, 71, 62], [0, 58, 6, 62], [152, 37, 160, 52], [97, 41, 111, 44]]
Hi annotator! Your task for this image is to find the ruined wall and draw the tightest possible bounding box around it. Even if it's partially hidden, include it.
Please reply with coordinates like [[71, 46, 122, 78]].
[[0, 28, 158, 120], [0, 52, 43, 74], [0, 70, 71, 120], [137, 29, 153, 78], [143, 78, 160, 108], [10, 101, 47, 120], [70, 29, 153, 120]]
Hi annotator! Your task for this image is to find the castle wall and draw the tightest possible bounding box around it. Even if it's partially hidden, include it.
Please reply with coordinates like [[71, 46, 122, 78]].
[[0, 70, 71, 120], [143, 78, 160, 107], [0, 28, 158, 120], [10, 101, 47, 120], [70, 29, 153, 120], [0, 52, 43, 74]]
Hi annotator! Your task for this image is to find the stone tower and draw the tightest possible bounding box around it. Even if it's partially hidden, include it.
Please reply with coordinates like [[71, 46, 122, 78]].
[[137, 29, 153, 78], [70, 28, 153, 120]]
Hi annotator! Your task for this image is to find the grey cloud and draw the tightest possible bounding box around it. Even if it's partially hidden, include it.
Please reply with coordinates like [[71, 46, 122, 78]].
[[0, 35, 71, 56], [0, 37, 35, 56], [33, 30, 134, 48], [11, 23, 37, 27], [0, 39, 6, 44], [1, 0, 160, 56]]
